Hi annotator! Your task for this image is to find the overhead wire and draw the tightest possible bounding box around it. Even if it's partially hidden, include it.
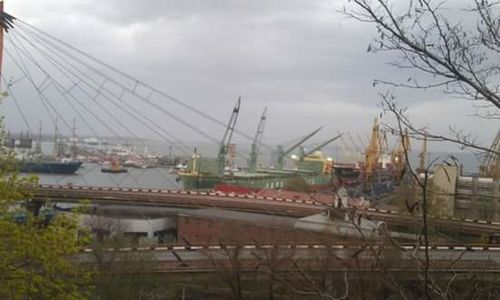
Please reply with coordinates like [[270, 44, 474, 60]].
[[7, 30, 129, 144], [20, 46, 145, 148], [12, 24, 192, 155], [3, 21, 185, 224], [6, 36, 76, 136], [5, 43, 100, 140], [3, 43, 60, 133], [6, 33, 85, 137], [14, 18, 273, 150], [12, 20, 268, 164], [5, 15, 258, 195], [14, 21, 220, 145], [1, 75, 32, 134]]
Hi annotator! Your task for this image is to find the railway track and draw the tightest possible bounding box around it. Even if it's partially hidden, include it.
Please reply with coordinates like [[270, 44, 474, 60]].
[[78, 242, 500, 274], [32, 184, 500, 235]]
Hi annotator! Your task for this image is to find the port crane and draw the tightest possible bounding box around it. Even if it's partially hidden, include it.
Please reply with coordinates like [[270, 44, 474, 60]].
[[480, 129, 500, 179], [298, 134, 343, 161], [347, 132, 363, 162], [275, 127, 321, 170], [391, 129, 411, 182], [248, 107, 267, 173], [416, 135, 428, 174], [216, 97, 241, 176], [364, 118, 381, 182]]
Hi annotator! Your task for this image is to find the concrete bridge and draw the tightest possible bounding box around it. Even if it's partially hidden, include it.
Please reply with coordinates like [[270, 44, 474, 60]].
[[31, 184, 500, 237]]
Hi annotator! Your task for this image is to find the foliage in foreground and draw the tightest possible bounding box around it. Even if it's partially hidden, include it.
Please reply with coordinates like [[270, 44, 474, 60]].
[[0, 155, 93, 299]]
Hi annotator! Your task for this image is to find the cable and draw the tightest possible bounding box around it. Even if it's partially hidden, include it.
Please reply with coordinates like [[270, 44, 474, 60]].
[[7, 31, 128, 144], [14, 18, 272, 149], [1, 75, 32, 133], [14, 22, 220, 144], [14, 26, 192, 155]]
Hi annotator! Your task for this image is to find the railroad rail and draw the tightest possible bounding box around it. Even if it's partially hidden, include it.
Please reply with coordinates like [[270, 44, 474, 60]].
[[83, 243, 500, 253], [32, 184, 500, 235], [33, 184, 322, 217], [78, 243, 500, 274]]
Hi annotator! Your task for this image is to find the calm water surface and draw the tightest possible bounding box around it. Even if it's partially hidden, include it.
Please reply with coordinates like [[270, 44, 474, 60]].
[[36, 163, 183, 189]]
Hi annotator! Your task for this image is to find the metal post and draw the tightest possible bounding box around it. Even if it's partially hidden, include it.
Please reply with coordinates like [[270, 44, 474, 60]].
[[0, 1, 4, 89]]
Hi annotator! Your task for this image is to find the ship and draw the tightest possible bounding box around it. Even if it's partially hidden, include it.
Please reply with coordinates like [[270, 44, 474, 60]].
[[101, 160, 128, 173], [18, 159, 83, 174], [214, 150, 337, 194], [6, 122, 83, 175], [13, 134, 83, 174], [178, 98, 342, 193]]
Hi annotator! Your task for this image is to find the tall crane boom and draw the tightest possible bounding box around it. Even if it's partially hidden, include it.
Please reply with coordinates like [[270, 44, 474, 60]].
[[249, 107, 267, 173], [364, 118, 381, 182], [391, 129, 411, 181], [217, 97, 241, 176], [347, 132, 363, 161], [417, 135, 428, 174], [275, 127, 321, 170], [302, 133, 343, 158]]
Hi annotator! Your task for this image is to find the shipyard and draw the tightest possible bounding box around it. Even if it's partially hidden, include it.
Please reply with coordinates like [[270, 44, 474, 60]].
[[0, 0, 499, 299]]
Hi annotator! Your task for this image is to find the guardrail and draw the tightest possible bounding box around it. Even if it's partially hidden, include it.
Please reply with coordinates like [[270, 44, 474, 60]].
[[31, 184, 500, 235], [81, 243, 500, 253], [77, 242, 500, 274], [36, 184, 325, 206]]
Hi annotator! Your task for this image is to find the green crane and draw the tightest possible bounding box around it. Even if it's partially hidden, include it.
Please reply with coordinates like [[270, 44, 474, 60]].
[[298, 133, 343, 161], [216, 97, 241, 176], [249, 107, 267, 173], [275, 127, 321, 170]]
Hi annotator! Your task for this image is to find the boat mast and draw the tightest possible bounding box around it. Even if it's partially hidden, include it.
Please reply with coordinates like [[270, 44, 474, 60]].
[[249, 107, 267, 173]]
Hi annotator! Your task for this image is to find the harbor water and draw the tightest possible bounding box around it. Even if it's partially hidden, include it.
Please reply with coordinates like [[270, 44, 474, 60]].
[[35, 163, 183, 190]]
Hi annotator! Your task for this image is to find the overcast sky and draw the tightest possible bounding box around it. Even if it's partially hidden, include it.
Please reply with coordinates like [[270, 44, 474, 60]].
[[2, 0, 497, 153]]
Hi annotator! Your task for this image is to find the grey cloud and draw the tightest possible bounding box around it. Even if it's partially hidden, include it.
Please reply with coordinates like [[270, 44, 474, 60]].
[[2, 0, 497, 150], [73, 0, 325, 25]]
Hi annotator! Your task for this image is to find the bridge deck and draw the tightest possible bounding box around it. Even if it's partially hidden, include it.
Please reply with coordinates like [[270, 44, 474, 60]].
[[32, 184, 500, 236]]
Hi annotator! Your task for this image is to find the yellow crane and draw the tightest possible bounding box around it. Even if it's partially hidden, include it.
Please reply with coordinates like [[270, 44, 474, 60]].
[[364, 118, 381, 182], [391, 129, 411, 181], [416, 135, 427, 174], [480, 129, 500, 179]]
